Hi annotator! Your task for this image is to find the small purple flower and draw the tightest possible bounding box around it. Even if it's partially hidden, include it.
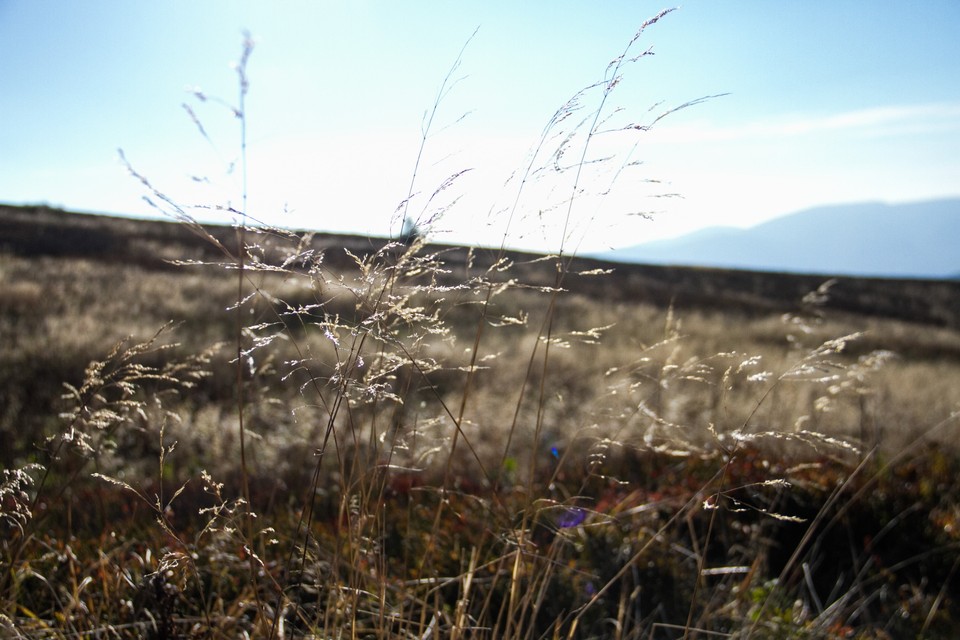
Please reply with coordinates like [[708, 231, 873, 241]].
[[556, 506, 586, 528]]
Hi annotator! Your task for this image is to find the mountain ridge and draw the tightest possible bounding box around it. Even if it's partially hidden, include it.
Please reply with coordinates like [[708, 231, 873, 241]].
[[600, 198, 960, 279]]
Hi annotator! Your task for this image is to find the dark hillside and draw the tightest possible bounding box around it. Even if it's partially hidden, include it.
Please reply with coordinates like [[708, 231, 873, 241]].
[[4, 203, 960, 328]]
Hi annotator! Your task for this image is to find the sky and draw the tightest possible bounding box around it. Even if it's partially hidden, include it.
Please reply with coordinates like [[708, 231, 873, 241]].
[[2, 1, 959, 253]]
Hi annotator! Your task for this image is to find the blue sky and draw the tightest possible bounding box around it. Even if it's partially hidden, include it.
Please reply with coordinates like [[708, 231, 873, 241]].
[[2, 1, 958, 252]]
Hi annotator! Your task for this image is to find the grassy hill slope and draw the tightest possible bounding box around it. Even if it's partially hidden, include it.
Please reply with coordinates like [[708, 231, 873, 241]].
[[6, 203, 960, 328]]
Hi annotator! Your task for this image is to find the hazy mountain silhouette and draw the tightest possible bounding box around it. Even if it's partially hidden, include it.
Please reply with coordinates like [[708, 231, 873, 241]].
[[600, 198, 960, 279]]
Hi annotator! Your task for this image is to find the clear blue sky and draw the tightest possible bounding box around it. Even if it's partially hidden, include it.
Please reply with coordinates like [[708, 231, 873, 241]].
[[2, 1, 958, 252]]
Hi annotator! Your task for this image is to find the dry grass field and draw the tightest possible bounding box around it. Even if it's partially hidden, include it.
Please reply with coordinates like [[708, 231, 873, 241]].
[[2, 203, 960, 638]]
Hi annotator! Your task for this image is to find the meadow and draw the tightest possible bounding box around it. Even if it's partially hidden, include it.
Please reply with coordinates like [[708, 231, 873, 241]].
[[3, 14, 960, 638], [3, 201, 960, 638]]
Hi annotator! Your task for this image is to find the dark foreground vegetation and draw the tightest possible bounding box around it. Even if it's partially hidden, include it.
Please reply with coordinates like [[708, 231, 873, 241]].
[[3, 13, 960, 638]]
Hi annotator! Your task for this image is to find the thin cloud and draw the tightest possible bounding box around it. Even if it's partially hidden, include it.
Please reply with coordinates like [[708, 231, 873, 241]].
[[654, 102, 960, 143]]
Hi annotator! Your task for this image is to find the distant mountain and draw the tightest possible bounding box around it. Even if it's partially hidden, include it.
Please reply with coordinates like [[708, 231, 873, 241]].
[[599, 198, 960, 279]]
